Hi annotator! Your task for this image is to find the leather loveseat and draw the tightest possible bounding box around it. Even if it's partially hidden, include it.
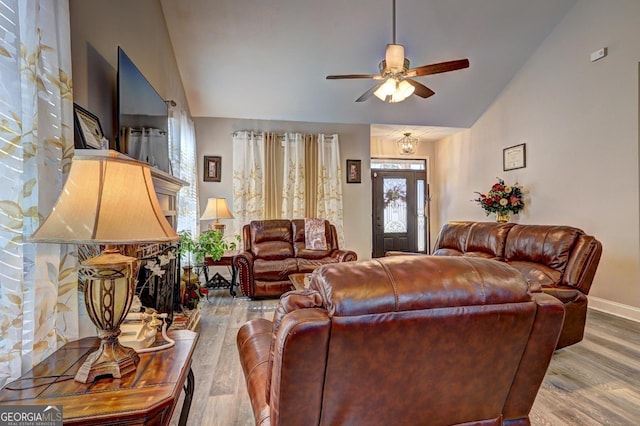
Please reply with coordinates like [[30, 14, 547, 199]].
[[237, 256, 564, 426], [432, 221, 602, 349], [233, 219, 357, 298]]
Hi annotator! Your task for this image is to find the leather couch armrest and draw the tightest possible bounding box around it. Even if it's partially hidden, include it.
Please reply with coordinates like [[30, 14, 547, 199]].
[[331, 249, 358, 262], [233, 251, 256, 297], [269, 308, 331, 426], [502, 292, 564, 422], [563, 235, 602, 295], [266, 290, 324, 403], [237, 318, 273, 426]]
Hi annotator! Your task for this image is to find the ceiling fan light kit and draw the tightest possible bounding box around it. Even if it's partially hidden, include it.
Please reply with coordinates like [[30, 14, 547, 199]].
[[374, 78, 415, 103], [326, 0, 469, 104]]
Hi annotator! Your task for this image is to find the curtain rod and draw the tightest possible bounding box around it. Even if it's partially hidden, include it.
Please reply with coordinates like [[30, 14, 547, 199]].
[[125, 128, 167, 135], [231, 131, 337, 138]]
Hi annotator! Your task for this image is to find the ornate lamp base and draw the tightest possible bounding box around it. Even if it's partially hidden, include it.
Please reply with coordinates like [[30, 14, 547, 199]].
[[75, 336, 140, 383], [77, 248, 141, 383], [210, 221, 225, 233]]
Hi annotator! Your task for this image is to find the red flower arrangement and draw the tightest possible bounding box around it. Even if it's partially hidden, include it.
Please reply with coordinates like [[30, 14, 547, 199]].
[[473, 178, 524, 216]]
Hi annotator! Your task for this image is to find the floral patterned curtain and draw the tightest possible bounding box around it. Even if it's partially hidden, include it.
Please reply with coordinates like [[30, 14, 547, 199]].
[[232, 131, 344, 245], [232, 131, 265, 236], [0, 0, 78, 388], [281, 133, 306, 219], [316, 134, 344, 246]]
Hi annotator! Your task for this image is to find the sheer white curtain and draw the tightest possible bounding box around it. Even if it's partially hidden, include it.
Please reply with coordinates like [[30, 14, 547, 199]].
[[232, 130, 345, 245], [317, 134, 345, 246], [0, 0, 78, 388], [232, 131, 265, 236], [121, 127, 169, 172], [281, 133, 306, 219], [168, 109, 199, 237]]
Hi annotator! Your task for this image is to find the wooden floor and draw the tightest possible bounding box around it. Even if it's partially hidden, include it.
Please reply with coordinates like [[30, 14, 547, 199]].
[[173, 290, 640, 426]]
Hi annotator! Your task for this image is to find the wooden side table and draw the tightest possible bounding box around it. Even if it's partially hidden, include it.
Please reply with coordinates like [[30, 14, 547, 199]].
[[289, 273, 312, 290], [0, 330, 198, 426], [200, 250, 239, 297]]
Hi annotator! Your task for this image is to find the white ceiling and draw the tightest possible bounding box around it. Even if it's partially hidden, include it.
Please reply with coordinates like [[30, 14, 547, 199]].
[[160, 0, 577, 140]]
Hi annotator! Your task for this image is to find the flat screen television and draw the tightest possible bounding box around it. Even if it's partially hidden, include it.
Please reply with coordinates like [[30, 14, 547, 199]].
[[117, 47, 170, 174]]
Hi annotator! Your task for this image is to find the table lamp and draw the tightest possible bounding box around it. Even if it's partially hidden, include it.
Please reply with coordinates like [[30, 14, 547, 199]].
[[30, 150, 178, 383], [200, 197, 234, 232]]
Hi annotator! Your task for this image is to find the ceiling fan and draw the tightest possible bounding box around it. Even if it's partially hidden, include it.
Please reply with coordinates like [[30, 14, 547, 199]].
[[326, 0, 469, 103]]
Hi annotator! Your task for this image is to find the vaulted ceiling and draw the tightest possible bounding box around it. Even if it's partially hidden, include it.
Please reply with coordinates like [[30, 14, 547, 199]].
[[161, 0, 577, 133]]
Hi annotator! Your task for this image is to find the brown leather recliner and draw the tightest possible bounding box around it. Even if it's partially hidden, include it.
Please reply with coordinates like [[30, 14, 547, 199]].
[[431, 222, 602, 349], [233, 219, 357, 298], [237, 256, 564, 426]]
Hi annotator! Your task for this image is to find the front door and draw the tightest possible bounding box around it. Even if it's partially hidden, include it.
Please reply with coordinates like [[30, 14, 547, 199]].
[[371, 169, 427, 258]]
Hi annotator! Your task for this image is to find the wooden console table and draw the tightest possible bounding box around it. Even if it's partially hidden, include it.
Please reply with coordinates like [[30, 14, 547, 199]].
[[0, 330, 198, 425]]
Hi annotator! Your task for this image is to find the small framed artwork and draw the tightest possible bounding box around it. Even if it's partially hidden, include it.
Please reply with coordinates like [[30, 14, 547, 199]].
[[73, 103, 104, 149], [204, 156, 221, 182], [503, 143, 526, 171], [346, 159, 361, 184]]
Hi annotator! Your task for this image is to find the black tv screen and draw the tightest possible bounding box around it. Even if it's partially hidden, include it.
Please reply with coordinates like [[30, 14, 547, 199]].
[[117, 47, 170, 174]]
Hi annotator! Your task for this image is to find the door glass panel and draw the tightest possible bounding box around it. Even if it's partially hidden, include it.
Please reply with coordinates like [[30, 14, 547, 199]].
[[383, 178, 407, 233], [417, 179, 425, 252], [371, 158, 426, 170]]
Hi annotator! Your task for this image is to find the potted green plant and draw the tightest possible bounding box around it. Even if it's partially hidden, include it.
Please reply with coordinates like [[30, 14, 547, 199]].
[[178, 230, 197, 266], [177, 229, 241, 308], [195, 229, 240, 263]]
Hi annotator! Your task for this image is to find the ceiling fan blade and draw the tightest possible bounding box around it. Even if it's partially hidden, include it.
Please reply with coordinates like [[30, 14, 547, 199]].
[[326, 74, 379, 80], [406, 59, 470, 78], [406, 79, 435, 98], [356, 81, 385, 102]]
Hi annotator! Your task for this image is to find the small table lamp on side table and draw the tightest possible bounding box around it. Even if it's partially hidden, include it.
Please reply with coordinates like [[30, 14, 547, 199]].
[[200, 197, 234, 233], [30, 150, 179, 383]]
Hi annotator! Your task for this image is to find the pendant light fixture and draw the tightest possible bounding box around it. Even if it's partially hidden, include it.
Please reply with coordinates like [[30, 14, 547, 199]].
[[397, 132, 418, 155]]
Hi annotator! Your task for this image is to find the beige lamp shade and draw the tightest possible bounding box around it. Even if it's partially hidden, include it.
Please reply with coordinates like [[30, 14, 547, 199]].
[[200, 197, 234, 232], [200, 197, 234, 221], [374, 78, 397, 101], [31, 150, 178, 244]]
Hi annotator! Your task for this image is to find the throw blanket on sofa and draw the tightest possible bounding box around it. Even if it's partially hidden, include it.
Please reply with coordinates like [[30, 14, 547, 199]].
[[305, 218, 327, 250]]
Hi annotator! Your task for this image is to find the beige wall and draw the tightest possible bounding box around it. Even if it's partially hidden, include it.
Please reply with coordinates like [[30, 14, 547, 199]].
[[433, 0, 640, 319], [194, 117, 372, 260], [70, 0, 190, 142]]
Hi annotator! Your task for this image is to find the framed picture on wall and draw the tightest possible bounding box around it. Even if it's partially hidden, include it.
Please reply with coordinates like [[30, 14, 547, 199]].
[[204, 156, 221, 182], [503, 143, 526, 171], [73, 103, 104, 149], [346, 159, 361, 184]]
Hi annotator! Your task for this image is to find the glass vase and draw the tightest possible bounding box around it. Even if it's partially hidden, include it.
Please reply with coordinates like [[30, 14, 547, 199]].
[[496, 211, 510, 223]]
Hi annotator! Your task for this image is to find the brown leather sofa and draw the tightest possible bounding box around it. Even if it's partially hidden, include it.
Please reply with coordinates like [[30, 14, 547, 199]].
[[233, 219, 357, 298], [432, 221, 602, 349], [237, 256, 564, 426]]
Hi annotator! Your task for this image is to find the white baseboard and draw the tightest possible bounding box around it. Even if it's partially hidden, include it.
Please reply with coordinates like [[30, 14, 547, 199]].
[[588, 296, 640, 323]]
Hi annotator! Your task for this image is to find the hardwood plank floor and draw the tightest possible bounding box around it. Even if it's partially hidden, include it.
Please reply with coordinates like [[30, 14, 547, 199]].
[[173, 290, 640, 425]]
